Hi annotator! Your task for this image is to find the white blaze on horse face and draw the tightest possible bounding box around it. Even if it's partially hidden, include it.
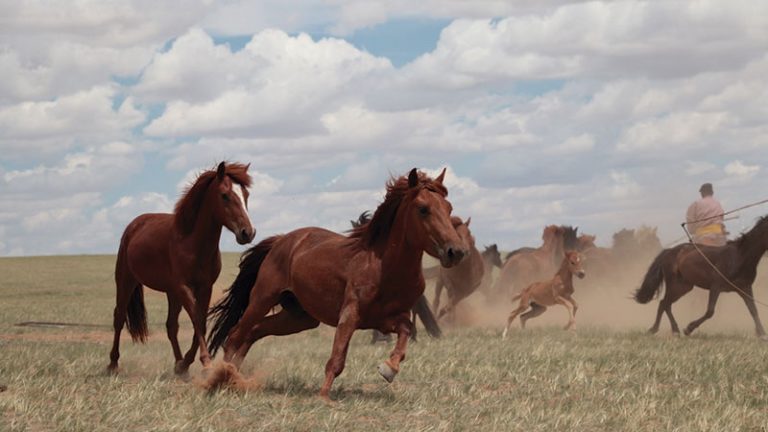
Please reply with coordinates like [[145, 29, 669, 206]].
[[232, 184, 248, 216]]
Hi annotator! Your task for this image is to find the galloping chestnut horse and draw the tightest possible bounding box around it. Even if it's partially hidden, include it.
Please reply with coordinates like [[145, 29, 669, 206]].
[[635, 215, 768, 338], [492, 225, 578, 300], [432, 217, 485, 320], [207, 168, 467, 400], [108, 162, 255, 375], [351, 211, 442, 344], [502, 250, 585, 338]]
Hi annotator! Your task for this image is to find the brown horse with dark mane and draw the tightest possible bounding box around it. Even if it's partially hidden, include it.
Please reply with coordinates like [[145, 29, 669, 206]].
[[503, 250, 586, 337], [108, 162, 255, 375], [351, 211, 442, 344], [635, 215, 768, 338], [492, 225, 578, 300], [207, 168, 467, 400]]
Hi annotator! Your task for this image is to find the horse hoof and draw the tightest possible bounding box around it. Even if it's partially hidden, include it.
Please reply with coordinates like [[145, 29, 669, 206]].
[[377, 362, 398, 383], [683, 328, 692, 336], [174, 361, 190, 376], [758, 335, 768, 342], [106, 364, 119, 375], [647, 327, 658, 335]]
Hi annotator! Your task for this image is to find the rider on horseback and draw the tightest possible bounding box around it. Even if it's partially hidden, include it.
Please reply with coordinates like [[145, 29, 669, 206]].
[[686, 183, 727, 246]]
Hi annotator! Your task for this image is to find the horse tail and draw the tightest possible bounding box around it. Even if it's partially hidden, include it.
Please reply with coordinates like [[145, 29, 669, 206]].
[[115, 226, 148, 343], [634, 248, 670, 304], [422, 265, 440, 279], [126, 285, 148, 343], [207, 236, 280, 356], [412, 295, 442, 338]]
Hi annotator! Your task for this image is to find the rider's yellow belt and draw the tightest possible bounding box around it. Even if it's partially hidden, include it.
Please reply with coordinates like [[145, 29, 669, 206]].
[[695, 224, 723, 236]]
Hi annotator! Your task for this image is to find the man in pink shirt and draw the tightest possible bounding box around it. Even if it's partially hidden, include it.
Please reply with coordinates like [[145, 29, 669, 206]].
[[686, 183, 727, 246]]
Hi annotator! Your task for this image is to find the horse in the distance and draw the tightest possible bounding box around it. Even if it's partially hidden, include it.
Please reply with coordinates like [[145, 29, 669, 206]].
[[503, 250, 586, 337], [431, 217, 501, 320], [577, 226, 662, 280], [108, 162, 255, 375], [351, 211, 443, 344], [207, 168, 468, 401], [492, 225, 578, 300], [635, 215, 768, 339]]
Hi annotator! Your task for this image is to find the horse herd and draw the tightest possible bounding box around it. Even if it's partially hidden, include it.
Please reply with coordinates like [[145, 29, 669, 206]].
[[107, 162, 768, 400]]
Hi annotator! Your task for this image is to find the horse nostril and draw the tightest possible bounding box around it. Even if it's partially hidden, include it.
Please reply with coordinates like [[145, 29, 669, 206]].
[[240, 229, 249, 240]]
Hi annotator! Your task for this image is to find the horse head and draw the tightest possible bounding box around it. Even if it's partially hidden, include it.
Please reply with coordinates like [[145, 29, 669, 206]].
[[212, 162, 256, 245], [565, 250, 586, 279], [402, 168, 468, 268]]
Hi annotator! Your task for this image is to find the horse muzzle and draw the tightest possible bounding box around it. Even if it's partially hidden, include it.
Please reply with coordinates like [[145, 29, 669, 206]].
[[577, 270, 586, 279], [439, 245, 467, 268], [236, 227, 256, 245]]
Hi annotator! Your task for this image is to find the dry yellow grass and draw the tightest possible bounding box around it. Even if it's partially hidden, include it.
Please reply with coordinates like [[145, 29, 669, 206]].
[[2, 254, 768, 431]]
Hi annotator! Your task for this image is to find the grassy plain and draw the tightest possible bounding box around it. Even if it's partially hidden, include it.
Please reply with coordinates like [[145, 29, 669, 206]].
[[1, 254, 768, 431]]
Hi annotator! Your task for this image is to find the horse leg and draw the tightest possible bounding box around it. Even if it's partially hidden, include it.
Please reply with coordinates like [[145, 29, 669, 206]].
[[737, 288, 767, 339], [319, 302, 359, 401], [107, 277, 139, 373], [175, 284, 212, 370], [238, 308, 320, 359], [555, 297, 575, 330], [684, 287, 720, 336], [223, 291, 281, 368], [648, 301, 665, 334], [566, 296, 578, 317], [432, 277, 444, 313], [164, 296, 184, 374], [502, 300, 529, 339], [663, 280, 691, 335], [378, 316, 412, 384], [520, 303, 547, 329]]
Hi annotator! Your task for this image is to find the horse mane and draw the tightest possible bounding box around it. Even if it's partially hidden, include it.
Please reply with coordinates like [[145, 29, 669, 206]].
[[174, 163, 252, 235], [348, 171, 447, 249], [349, 211, 372, 229], [561, 225, 579, 250], [734, 215, 768, 249]]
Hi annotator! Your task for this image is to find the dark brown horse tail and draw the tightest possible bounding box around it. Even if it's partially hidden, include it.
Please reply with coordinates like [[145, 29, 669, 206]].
[[412, 295, 442, 338], [634, 248, 670, 304], [422, 265, 440, 279], [207, 235, 280, 356], [126, 285, 148, 343]]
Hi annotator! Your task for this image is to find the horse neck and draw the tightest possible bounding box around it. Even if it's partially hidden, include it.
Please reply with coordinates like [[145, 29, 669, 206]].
[[183, 190, 224, 256], [736, 225, 768, 273], [377, 212, 424, 279], [556, 259, 573, 286]]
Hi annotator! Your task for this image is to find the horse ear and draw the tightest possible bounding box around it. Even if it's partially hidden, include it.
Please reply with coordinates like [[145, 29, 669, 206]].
[[244, 162, 251, 171], [216, 161, 226, 180], [435, 167, 446, 184], [408, 168, 419, 188], [465, 217, 471, 227]]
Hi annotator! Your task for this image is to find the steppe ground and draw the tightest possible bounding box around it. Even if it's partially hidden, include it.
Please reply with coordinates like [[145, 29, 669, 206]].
[[2, 253, 768, 431]]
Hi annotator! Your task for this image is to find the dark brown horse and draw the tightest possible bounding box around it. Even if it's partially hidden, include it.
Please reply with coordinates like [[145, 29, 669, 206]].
[[432, 217, 485, 320], [108, 162, 255, 375], [492, 225, 578, 300], [351, 211, 442, 344], [207, 168, 467, 400], [635, 215, 768, 338]]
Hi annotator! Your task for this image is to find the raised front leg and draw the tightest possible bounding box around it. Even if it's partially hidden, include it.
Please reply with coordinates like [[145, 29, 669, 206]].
[[319, 302, 360, 401], [378, 316, 412, 383]]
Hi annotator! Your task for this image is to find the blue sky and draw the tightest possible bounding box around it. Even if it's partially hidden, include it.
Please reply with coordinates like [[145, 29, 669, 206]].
[[1, 0, 766, 256]]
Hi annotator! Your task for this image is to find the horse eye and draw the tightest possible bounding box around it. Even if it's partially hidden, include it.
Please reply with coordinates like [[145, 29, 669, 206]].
[[418, 206, 429, 216], [221, 193, 230, 202]]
